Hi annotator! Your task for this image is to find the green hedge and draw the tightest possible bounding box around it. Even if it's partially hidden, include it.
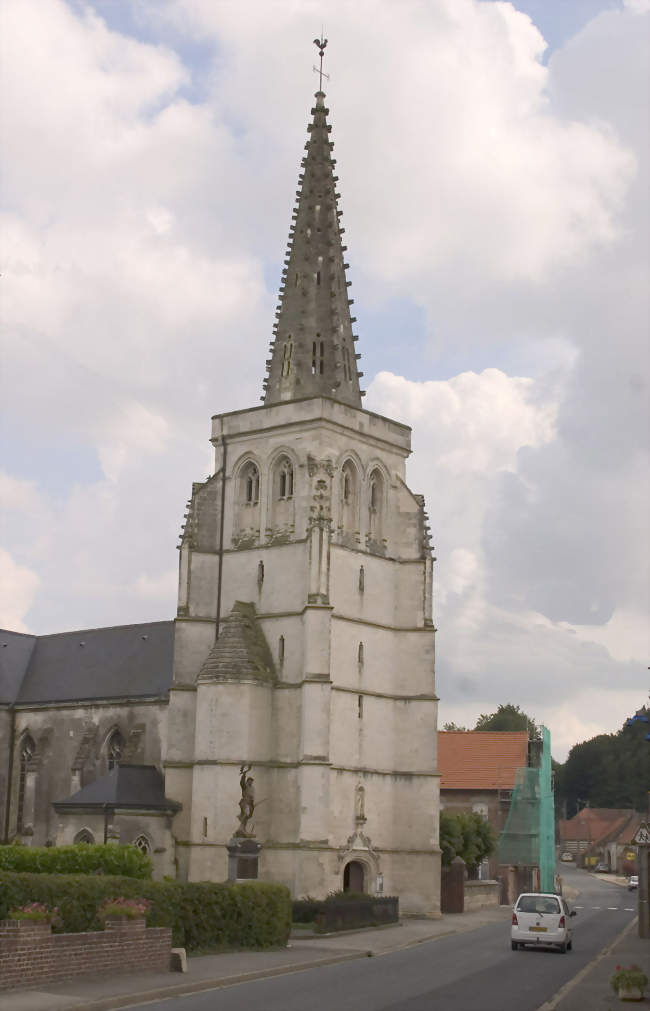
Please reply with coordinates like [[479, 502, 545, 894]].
[[0, 872, 291, 950], [0, 844, 152, 879]]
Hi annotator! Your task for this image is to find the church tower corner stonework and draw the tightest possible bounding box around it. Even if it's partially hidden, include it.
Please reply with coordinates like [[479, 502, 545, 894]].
[[164, 80, 440, 916]]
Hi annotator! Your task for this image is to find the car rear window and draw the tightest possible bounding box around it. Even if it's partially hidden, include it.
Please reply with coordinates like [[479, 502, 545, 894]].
[[517, 895, 561, 914]]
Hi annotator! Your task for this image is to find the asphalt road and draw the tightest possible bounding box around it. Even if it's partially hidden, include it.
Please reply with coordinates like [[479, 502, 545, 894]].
[[132, 868, 635, 1011]]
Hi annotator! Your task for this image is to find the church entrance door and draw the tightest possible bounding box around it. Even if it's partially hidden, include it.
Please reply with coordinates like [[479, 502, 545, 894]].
[[343, 860, 365, 892]]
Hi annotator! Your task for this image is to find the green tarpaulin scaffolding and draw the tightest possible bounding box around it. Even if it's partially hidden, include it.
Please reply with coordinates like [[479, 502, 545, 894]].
[[498, 726, 555, 892]]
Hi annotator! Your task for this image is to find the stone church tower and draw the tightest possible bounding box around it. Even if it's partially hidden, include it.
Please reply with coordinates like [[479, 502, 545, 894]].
[[164, 89, 440, 915]]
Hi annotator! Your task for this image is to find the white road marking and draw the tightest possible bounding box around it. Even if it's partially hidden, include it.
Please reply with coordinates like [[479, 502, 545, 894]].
[[607, 907, 619, 910], [624, 908, 635, 912], [574, 905, 584, 909], [592, 906, 602, 909]]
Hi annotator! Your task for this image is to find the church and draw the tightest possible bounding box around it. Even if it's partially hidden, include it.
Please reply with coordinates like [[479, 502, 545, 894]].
[[0, 80, 441, 916]]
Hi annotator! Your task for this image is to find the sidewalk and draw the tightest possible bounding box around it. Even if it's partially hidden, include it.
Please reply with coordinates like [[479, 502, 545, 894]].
[[0, 906, 510, 1011], [540, 917, 648, 1010]]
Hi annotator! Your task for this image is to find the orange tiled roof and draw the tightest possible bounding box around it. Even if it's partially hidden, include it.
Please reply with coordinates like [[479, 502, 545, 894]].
[[438, 731, 529, 790], [559, 809, 639, 845]]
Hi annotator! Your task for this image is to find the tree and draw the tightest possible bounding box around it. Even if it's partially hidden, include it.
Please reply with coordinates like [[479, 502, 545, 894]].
[[555, 706, 649, 817], [474, 703, 540, 738], [442, 722, 468, 732], [439, 811, 497, 873]]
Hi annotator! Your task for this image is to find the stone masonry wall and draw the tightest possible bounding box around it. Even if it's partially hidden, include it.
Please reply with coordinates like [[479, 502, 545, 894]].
[[0, 918, 171, 992]]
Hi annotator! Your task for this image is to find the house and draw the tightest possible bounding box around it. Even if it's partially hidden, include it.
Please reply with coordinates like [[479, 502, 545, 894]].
[[558, 808, 644, 873], [438, 730, 530, 879]]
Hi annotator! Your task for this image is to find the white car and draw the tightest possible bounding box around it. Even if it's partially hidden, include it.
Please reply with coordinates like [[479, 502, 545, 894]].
[[511, 893, 576, 953], [628, 875, 639, 891]]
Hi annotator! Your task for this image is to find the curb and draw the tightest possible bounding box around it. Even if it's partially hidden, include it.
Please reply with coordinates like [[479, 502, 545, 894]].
[[535, 916, 639, 1011], [41, 952, 366, 1011]]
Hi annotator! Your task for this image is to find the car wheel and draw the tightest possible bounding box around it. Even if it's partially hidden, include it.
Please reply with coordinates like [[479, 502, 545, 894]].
[[511, 941, 519, 951], [558, 942, 567, 954]]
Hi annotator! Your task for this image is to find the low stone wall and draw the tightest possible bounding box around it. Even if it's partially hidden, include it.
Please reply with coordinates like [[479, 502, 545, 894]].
[[463, 880, 500, 912], [0, 918, 172, 992]]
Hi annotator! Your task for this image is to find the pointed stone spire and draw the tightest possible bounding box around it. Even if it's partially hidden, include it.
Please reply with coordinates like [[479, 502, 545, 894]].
[[262, 92, 363, 407]]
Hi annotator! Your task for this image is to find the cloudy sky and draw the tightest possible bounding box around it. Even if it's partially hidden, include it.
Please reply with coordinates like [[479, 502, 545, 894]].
[[1, 0, 648, 761]]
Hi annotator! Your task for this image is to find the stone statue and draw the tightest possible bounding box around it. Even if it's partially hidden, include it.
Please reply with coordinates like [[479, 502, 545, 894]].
[[355, 783, 366, 822], [235, 763, 256, 837]]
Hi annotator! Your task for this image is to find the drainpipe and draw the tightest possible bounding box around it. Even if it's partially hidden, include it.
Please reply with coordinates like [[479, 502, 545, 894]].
[[214, 435, 227, 642], [3, 705, 16, 843]]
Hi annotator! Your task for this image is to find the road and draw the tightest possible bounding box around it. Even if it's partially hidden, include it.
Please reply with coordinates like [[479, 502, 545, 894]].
[[131, 868, 635, 1011]]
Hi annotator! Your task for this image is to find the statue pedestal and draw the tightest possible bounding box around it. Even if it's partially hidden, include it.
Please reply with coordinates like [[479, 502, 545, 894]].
[[227, 837, 262, 881]]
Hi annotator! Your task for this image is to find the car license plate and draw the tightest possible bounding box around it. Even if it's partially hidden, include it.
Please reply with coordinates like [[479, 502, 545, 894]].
[[530, 926, 547, 932]]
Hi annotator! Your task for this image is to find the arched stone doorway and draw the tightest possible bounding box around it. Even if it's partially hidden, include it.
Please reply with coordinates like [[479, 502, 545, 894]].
[[343, 860, 365, 893]]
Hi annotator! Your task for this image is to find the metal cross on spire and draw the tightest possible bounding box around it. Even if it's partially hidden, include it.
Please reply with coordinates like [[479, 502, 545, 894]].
[[313, 33, 329, 90]]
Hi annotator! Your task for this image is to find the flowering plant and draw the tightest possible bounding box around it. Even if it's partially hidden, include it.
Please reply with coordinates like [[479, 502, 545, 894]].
[[8, 902, 62, 928], [609, 965, 648, 992], [97, 896, 151, 921]]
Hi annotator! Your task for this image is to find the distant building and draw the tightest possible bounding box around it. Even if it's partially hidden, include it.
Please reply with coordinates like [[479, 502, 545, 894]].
[[559, 808, 644, 873], [438, 730, 530, 879]]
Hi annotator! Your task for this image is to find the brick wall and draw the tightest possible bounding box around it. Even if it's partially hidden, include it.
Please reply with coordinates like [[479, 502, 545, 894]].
[[0, 918, 172, 992]]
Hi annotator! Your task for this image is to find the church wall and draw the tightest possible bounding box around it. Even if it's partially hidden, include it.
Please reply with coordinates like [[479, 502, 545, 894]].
[[329, 620, 435, 698], [220, 543, 308, 616], [173, 618, 215, 684], [187, 552, 219, 618], [0, 709, 11, 840], [270, 686, 301, 763], [8, 701, 167, 847]]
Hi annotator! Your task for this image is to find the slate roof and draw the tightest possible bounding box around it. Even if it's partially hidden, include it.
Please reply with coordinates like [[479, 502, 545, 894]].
[[438, 731, 530, 790], [198, 601, 275, 683], [0, 621, 174, 705], [558, 808, 641, 846], [53, 764, 181, 812]]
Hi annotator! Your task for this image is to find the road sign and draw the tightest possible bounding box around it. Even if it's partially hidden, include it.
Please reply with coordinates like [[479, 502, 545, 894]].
[[633, 823, 650, 845]]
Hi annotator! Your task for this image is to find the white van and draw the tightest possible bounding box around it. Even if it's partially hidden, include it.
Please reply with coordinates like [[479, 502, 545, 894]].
[[511, 893, 576, 953]]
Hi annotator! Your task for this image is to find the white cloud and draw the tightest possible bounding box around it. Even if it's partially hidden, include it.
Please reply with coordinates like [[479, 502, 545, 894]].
[[0, 549, 40, 632], [0, 0, 646, 758]]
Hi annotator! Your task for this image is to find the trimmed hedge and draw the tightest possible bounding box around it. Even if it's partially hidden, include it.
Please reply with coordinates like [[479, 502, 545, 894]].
[[292, 894, 399, 932], [0, 872, 291, 950], [0, 844, 152, 879]]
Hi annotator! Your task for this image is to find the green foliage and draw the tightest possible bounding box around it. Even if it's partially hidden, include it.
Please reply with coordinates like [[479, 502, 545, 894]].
[[442, 722, 468, 732], [439, 812, 497, 870], [555, 706, 650, 816], [0, 844, 152, 879], [474, 704, 539, 738], [0, 872, 291, 950], [610, 965, 648, 993]]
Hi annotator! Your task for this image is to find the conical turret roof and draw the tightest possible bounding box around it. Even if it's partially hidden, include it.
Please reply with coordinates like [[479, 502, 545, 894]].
[[262, 92, 363, 407], [198, 602, 275, 683]]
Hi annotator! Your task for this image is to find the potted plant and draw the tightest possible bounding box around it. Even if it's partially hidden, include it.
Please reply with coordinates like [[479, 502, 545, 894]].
[[610, 965, 648, 1002], [97, 896, 151, 926], [7, 902, 62, 930]]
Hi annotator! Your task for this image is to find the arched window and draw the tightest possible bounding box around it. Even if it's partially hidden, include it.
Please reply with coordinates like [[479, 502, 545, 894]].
[[107, 730, 123, 771], [17, 734, 35, 834], [281, 339, 293, 377], [241, 463, 260, 505], [368, 468, 385, 545], [133, 834, 151, 855], [277, 459, 294, 499], [74, 829, 94, 844], [340, 461, 359, 541]]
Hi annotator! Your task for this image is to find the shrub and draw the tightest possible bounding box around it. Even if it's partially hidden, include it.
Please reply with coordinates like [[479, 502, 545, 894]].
[[97, 897, 152, 922], [0, 872, 291, 950], [7, 902, 63, 929], [0, 844, 151, 879], [609, 965, 648, 993]]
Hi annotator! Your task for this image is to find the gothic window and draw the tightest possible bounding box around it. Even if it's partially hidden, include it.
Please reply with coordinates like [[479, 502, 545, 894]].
[[358, 565, 365, 593], [133, 834, 151, 855], [278, 635, 285, 664], [281, 339, 293, 377], [277, 459, 294, 499], [358, 642, 364, 665], [16, 734, 35, 834], [311, 337, 325, 375], [74, 829, 94, 844], [340, 460, 359, 536], [241, 463, 260, 505], [343, 347, 351, 381], [368, 468, 384, 543], [107, 730, 123, 771]]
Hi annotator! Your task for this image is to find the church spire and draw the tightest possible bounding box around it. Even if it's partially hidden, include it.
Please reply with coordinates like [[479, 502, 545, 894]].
[[262, 65, 363, 407]]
